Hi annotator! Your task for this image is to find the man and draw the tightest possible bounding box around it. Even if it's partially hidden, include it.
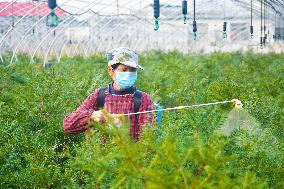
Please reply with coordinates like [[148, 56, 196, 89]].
[[63, 47, 154, 141]]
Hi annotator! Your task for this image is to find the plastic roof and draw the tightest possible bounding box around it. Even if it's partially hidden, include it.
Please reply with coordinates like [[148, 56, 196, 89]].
[[0, 2, 67, 16], [0, 0, 283, 64]]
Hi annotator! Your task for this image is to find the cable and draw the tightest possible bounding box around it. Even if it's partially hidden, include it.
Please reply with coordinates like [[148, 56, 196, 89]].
[[11, 0, 14, 27], [264, 0, 267, 44], [267, 2, 269, 35], [32, 2, 36, 34], [261, 0, 263, 47], [193, 0, 197, 40], [223, 0, 227, 38], [153, 0, 160, 31], [57, 6, 90, 16], [182, 0, 187, 24], [274, 10, 277, 40], [57, 5, 152, 25], [250, 0, 253, 38], [251, 0, 253, 27]]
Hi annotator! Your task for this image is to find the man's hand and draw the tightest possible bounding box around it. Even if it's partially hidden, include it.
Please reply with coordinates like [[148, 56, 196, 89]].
[[91, 110, 106, 123]]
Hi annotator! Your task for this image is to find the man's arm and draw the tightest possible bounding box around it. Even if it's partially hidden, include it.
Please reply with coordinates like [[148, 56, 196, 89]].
[[63, 89, 100, 134]]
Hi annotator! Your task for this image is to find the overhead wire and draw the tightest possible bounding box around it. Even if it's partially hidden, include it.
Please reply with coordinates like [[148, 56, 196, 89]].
[[250, 0, 253, 38], [260, 0, 263, 47]]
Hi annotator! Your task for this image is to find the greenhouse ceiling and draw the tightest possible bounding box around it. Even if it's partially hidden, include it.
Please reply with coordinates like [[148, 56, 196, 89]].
[[0, 0, 283, 64]]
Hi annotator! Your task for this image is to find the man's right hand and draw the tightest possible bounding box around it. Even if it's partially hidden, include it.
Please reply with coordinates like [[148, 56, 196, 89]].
[[91, 110, 106, 123]]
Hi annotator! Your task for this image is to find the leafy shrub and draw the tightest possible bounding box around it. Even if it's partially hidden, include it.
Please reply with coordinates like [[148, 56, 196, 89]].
[[0, 52, 283, 188]]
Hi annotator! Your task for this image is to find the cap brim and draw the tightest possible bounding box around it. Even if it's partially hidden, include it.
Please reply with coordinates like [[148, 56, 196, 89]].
[[108, 60, 144, 70]]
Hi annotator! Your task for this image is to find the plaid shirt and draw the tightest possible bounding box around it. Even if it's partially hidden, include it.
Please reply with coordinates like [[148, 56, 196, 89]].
[[64, 84, 154, 140]]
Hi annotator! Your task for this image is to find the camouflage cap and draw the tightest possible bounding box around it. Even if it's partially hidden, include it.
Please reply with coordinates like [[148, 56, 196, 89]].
[[107, 47, 144, 70]]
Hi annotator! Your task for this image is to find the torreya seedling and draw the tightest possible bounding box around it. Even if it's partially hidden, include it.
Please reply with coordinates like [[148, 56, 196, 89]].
[[0, 52, 283, 188]]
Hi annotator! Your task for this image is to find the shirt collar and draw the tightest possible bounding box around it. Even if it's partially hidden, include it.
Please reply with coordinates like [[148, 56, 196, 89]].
[[109, 83, 135, 95]]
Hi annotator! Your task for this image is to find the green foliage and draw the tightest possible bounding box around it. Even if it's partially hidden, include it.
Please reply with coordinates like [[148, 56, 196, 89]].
[[71, 120, 266, 188], [0, 52, 283, 188]]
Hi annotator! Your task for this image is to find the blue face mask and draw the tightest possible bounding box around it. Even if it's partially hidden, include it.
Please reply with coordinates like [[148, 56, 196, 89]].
[[114, 71, 137, 89]]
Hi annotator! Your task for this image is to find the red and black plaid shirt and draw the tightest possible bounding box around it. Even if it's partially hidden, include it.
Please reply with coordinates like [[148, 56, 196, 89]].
[[63, 84, 154, 140]]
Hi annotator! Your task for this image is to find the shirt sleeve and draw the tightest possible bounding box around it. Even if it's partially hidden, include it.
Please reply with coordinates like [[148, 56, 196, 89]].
[[63, 88, 100, 134], [137, 92, 155, 130]]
